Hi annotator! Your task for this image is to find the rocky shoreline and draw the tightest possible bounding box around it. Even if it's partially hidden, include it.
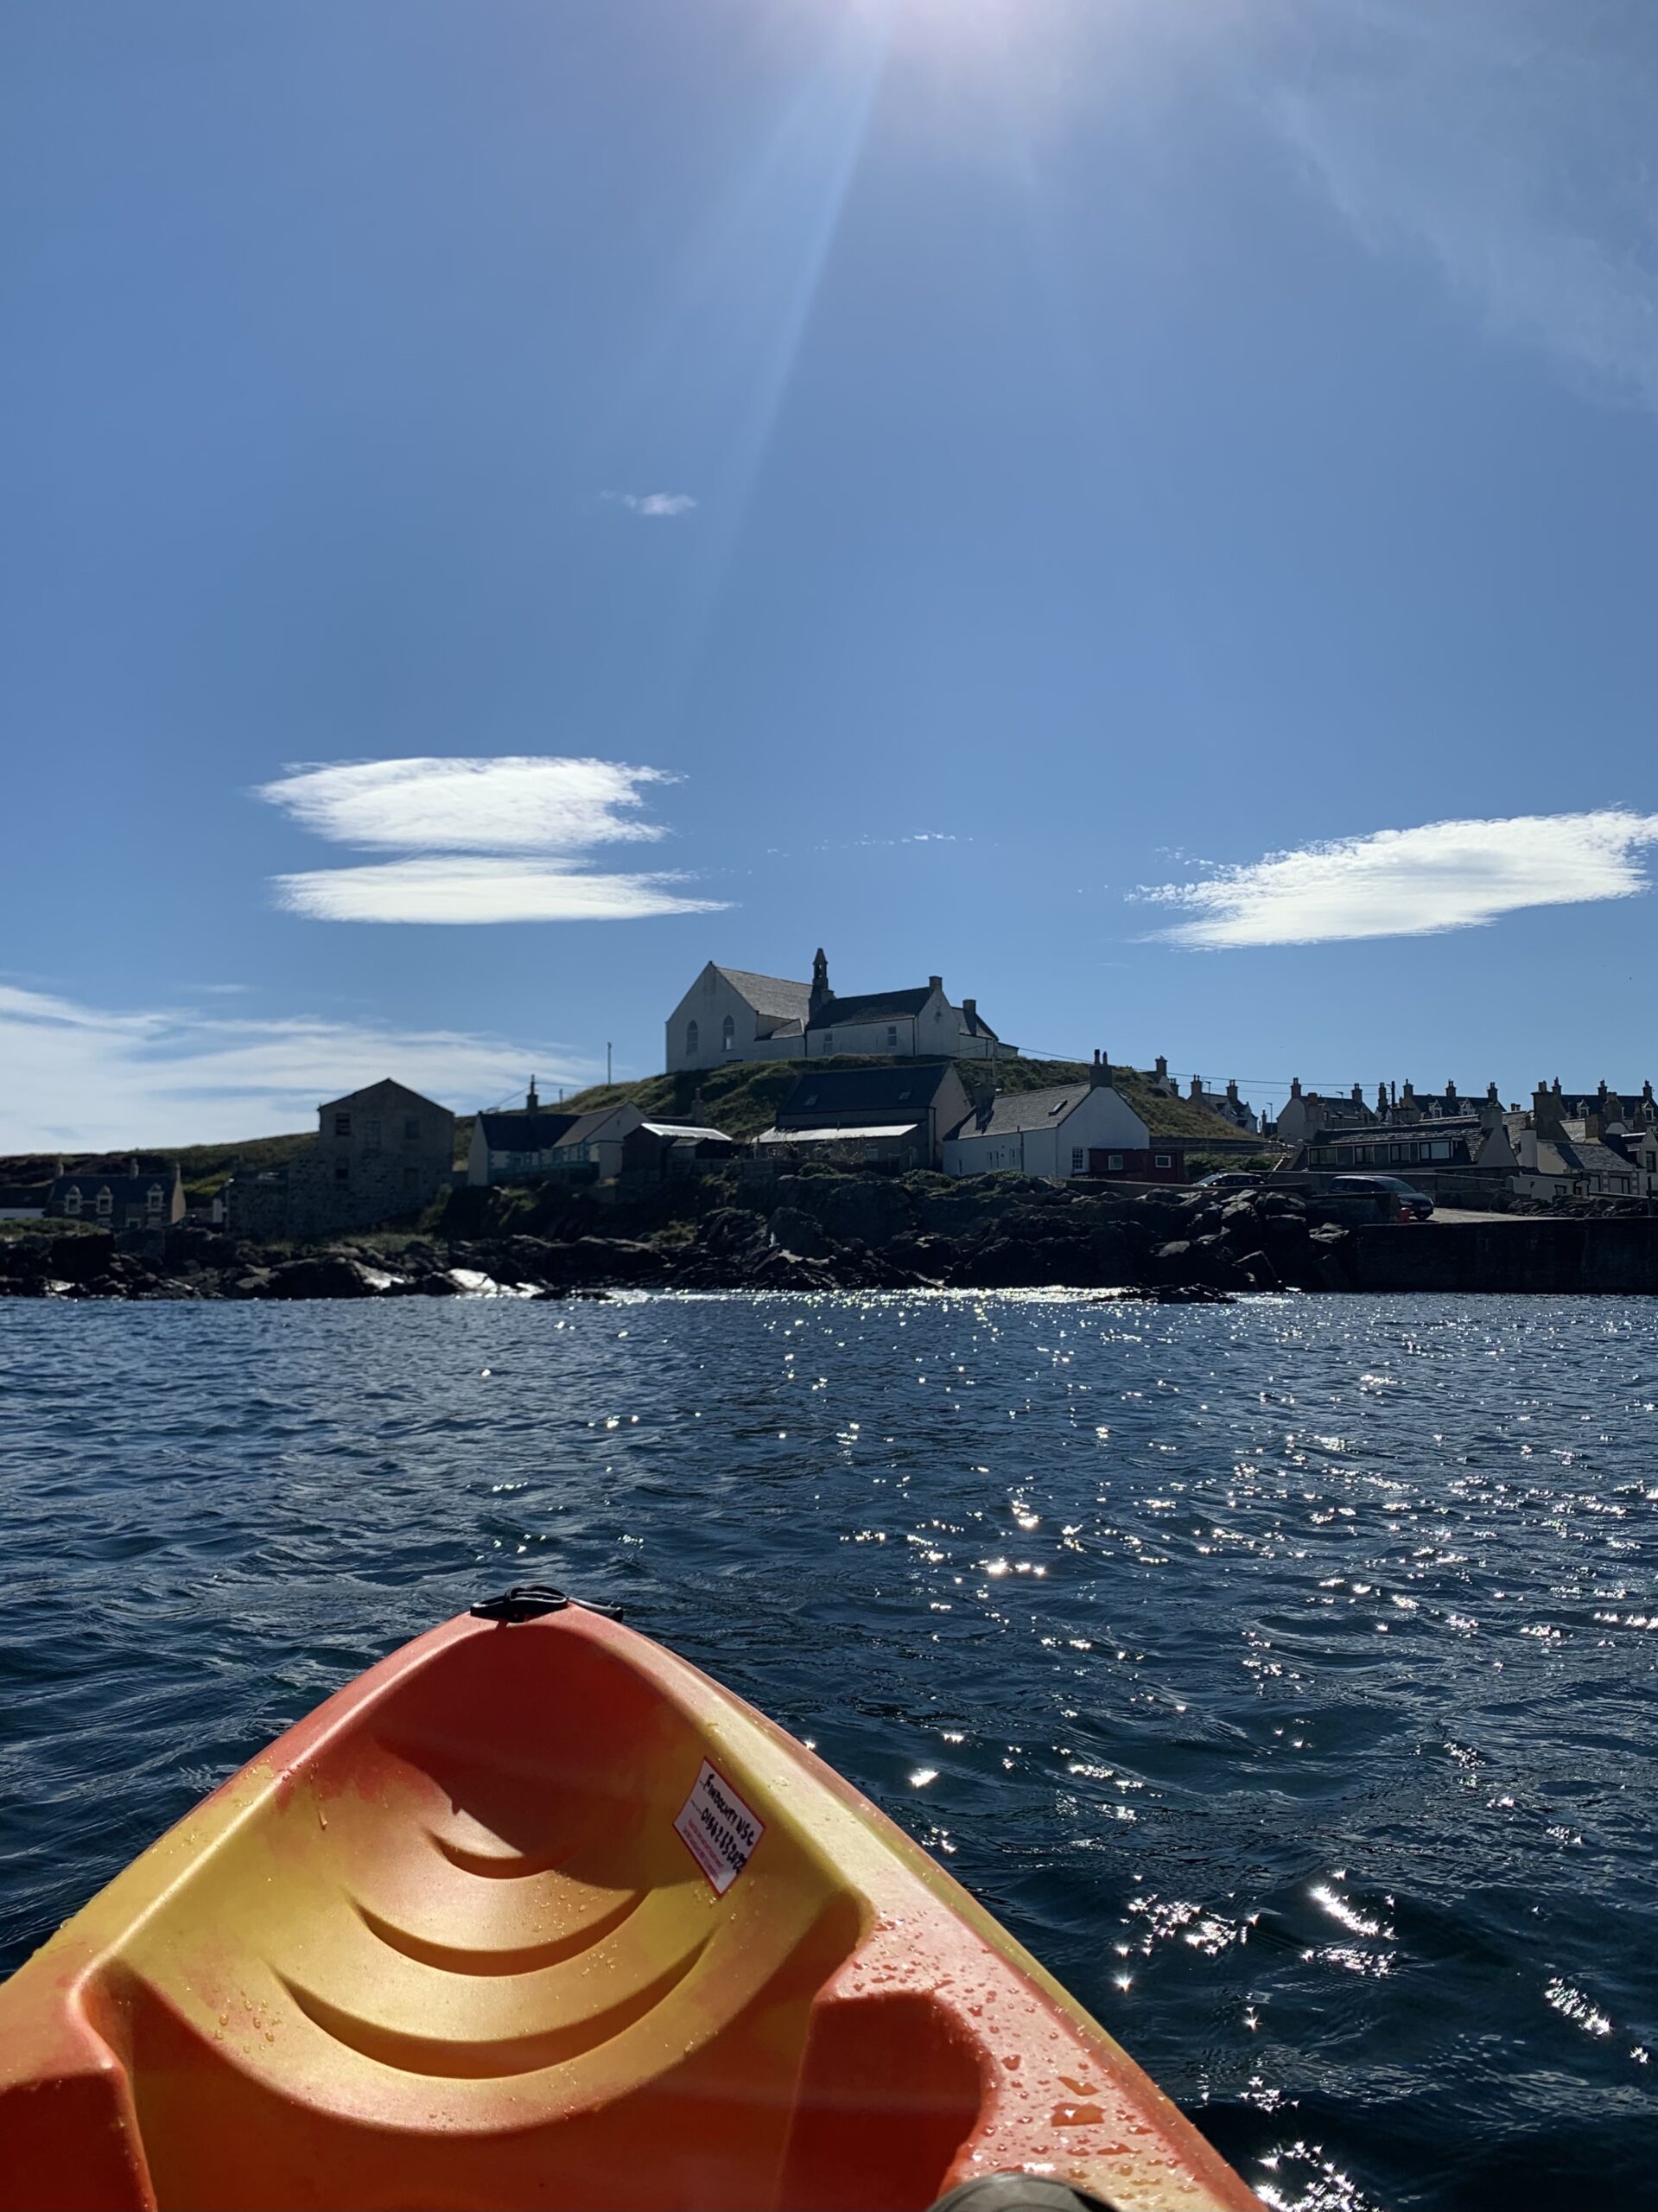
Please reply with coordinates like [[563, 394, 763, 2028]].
[[0, 1175, 1355, 1302]]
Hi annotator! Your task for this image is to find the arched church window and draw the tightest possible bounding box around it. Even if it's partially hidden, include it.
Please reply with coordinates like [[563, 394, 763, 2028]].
[[686, 1020, 700, 1058], [721, 1015, 735, 1052]]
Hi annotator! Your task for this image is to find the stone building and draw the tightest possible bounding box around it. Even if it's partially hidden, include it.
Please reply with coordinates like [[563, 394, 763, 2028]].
[[227, 1079, 455, 1238]]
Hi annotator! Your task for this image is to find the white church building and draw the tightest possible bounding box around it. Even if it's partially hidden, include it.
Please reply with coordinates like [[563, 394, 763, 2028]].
[[665, 950, 1013, 1074]]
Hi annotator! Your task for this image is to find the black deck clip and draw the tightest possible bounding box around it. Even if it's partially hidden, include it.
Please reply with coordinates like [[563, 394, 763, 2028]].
[[471, 1584, 625, 1624]]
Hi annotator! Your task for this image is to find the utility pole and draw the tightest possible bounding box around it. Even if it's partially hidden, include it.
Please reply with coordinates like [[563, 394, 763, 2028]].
[[607, 1041, 613, 1087]]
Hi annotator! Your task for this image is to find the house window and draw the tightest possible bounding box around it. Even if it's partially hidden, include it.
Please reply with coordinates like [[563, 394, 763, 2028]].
[[822, 1033, 833, 1053], [96, 1188, 112, 1214], [63, 1188, 80, 1215], [686, 1020, 699, 1058], [887, 1026, 899, 1050], [403, 1116, 420, 1140], [334, 1160, 350, 1183], [1154, 1154, 1172, 1168], [1108, 1153, 1124, 1172], [147, 1185, 163, 1211], [1070, 1147, 1085, 1174], [721, 1015, 735, 1052], [334, 1113, 351, 1137]]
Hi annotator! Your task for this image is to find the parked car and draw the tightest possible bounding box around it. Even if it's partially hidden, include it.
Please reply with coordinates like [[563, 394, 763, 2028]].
[[1330, 1173, 1434, 1220], [1192, 1171, 1262, 1191]]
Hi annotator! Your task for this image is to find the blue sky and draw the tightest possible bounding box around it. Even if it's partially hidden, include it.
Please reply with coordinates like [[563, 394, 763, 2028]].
[[3, 0, 1655, 1147]]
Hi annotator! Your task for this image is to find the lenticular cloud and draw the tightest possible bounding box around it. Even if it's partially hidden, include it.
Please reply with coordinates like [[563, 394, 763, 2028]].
[[1138, 810, 1658, 948], [257, 756, 728, 925]]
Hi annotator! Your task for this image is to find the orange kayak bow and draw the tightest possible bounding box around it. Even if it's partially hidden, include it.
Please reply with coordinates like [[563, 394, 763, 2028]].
[[0, 1590, 1258, 2211]]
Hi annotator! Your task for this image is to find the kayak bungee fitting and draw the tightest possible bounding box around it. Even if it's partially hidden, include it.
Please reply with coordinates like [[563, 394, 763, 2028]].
[[0, 1588, 1259, 2211]]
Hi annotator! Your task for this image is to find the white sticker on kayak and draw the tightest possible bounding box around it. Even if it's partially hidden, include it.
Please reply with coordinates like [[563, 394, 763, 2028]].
[[674, 1759, 765, 1895]]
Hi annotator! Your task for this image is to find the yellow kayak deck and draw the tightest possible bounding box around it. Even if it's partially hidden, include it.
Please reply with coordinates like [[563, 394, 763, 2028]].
[[0, 1595, 1257, 2209]]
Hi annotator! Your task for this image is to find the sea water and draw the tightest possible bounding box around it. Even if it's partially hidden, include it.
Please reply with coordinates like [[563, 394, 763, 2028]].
[[3, 1290, 1656, 2209]]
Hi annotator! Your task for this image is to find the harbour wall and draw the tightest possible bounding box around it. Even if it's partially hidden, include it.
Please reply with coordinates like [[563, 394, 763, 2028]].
[[1350, 1217, 1658, 1295]]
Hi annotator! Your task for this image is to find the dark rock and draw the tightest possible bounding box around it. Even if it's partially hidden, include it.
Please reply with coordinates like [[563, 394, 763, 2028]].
[[765, 1207, 834, 1259], [257, 1254, 383, 1300], [696, 1208, 766, 1258]]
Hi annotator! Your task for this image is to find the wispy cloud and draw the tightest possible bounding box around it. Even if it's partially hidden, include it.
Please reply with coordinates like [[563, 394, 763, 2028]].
[[0, 985, 596, 1152], [1139, 810, 1658, 948], [272, 859, 723, 925], [257, 755, 728, 925], [1256, 0, 1658, 408], [257, 757, 673, 854], [606, 490, 698, 518]]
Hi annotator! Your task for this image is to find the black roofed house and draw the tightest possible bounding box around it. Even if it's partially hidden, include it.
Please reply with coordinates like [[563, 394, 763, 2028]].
[[48, 1159, 185, 1229], [755, 1061, 973, 1170], [467, 1083, 646, 1187], [943, 1053, 1186, 1181], [664, 950, 1013, 1072], [467, 1083, 580, 1185]]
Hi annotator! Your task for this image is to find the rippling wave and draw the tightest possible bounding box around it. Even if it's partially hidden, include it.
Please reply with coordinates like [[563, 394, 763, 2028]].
[[3, 1290, 1655, 2209]]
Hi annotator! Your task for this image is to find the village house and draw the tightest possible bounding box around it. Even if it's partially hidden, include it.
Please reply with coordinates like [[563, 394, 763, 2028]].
[[756, 1061, 973, 1171], [46, 1159, 185, 1230], [1475, 1082, 1643, 1201], [665, 950, 1011, 1073], [467, 1084, 736, 1188], [943, 1053, 1188, 1181]]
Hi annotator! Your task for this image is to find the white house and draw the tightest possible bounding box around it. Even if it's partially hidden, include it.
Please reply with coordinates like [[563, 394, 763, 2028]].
[[665, 950, 1011, 1073], [943, 1056, 1184, 1181]]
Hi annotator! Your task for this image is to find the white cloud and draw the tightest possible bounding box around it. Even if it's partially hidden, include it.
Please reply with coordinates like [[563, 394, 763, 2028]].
[[272, 859, 727, 925], [607, 491, 697, 518], [1256, 0, 1658, 408], [1139, 810, 1658, 949], [257, 756, 673, 855], [0, 985, 597, 1152], [257, 754, 728, 925]]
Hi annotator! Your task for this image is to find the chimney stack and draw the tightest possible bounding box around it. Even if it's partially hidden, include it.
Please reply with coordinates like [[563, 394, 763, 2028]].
[[1154, 1054, 1169, 1087], [928, 975, 943, 995], [526, 1077, 540, 1112], [1190, 1074, 1204, 1099], [962, 996, 978, 1032], [1089, 1047, 1111, 1088]]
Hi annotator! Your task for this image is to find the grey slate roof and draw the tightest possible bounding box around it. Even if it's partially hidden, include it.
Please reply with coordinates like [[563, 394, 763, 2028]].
[[806, 987, 935, 1031], [49, 1171, 177, 1203], [949, 1085, 1089, 1139], [1534, 1138, 1636, 1180], [479, 1110, 580, 1152], [777, 1062, 958, 1126], [714, 968, 813, 1030]]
